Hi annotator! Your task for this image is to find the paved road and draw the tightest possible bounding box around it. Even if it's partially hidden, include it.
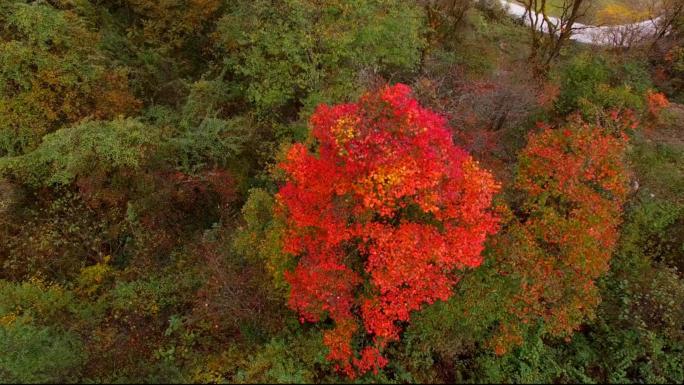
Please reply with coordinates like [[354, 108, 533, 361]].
[[498, 0, 661, 46]]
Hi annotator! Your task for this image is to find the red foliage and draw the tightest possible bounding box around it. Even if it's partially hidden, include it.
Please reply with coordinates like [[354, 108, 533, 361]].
[[492, 117, 630, 354], [646, 90, 670, 119], [277, 84, 500, 377]]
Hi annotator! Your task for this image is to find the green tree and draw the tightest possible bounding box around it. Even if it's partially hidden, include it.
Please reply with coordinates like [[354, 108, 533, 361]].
[[216, 0, 425, 119]]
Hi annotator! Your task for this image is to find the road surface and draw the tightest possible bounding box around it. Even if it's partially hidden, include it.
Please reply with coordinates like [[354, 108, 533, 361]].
[[497, 0, 661, 46]]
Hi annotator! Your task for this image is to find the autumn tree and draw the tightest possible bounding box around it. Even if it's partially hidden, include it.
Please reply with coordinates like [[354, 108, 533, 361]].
[[418, 0, 472, 61], [646, 0, 684, 42], [0, 1, 139, 156], [491, 114, 631, 354], [276, 84, 500, 377], [113, 0, 223, 52], [517, 0, 589, 77]]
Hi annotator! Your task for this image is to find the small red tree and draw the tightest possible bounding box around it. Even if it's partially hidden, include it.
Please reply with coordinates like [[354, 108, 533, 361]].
[[277, 84, 500, 377], [492, 115, 631, 354]]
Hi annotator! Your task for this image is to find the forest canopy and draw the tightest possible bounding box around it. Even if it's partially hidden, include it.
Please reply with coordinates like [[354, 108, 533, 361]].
[[0, 0, 682, 383]]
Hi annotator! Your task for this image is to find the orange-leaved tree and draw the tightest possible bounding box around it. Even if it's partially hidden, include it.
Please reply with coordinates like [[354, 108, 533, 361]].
[[276, 84, 500, 377], [491, 114, 631, 354]]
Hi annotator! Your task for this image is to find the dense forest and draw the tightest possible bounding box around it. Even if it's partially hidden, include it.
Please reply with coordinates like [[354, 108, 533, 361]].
[[0, 0, 683, 383]]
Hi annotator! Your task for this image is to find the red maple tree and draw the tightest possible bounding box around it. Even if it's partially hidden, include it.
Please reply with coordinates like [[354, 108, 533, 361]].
[[276, 84, 500, 377], [491, 115, 631, 354]]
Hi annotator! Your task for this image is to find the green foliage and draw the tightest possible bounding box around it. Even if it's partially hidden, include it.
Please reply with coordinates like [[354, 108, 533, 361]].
[[476, 330, 562, 384], [396, 259, 516, 383], [109, 275, 189, 318], [402, 256, 514, 366], [551, 199, 684, 384], [166, 79, 252, 174], [233, 330, 329, 384], [171, 116, 250, 174], [0, 279, 88, 383], [629, 137, 684, 203], [0, 279, 82, 324], [217, 0, 425, 118], [556, 54, 611, 115], [0, 1, 139, 156], [233, 188, 290, 290], [627, 136, 684, 271], [578, 83, 645, 116], [620, 197, 683, 269], [664, 46, 684, 102], [0, 118, 159, 187], [0, 319, 86, 383], [113, 0, 223, 53], [0, 1, 98, 84], [556, 54, 650, 117], [180, 79, 236, 128]]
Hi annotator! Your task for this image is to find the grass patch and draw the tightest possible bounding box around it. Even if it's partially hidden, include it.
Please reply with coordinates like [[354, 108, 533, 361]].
[[544, 0, 653, 24]]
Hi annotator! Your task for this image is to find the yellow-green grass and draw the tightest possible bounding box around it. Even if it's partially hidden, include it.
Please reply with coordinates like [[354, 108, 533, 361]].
[[544, 0, 653, 24]]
